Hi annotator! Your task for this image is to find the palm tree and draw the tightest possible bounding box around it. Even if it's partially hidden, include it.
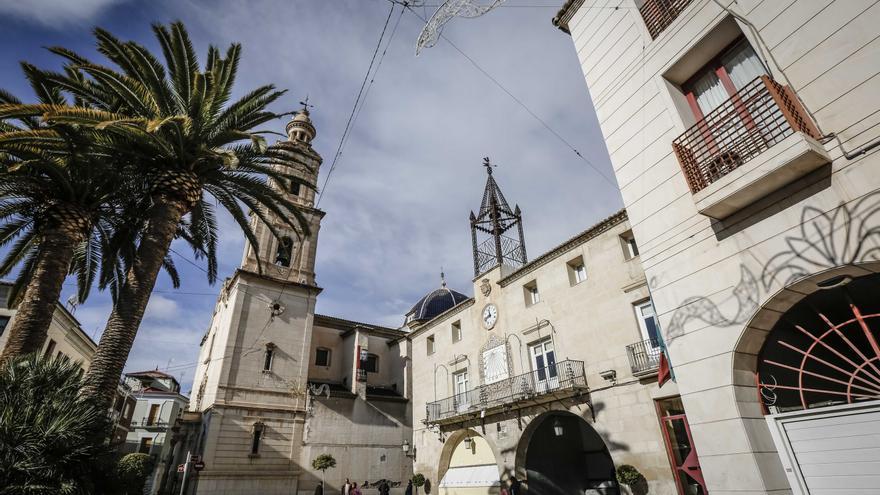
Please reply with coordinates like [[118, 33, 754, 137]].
[[0, 354, 117, 493], [16, 22, 313, 408], [0, 68, 138, 362]]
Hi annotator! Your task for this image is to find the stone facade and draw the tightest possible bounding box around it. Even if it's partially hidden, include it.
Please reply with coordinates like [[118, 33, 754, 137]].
[[407, 204, 679, 495], [555, 0, 880, 493]]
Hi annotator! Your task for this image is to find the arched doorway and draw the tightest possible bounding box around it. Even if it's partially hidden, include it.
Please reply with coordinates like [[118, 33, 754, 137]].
[[438, 430, 501, 495], [517, 411, 618, 495], [737, 268, 880, 494]]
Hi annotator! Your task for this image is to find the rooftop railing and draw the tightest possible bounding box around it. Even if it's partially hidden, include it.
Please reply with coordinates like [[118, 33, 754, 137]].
[[425, 360, 587, 424], [673, 76, 821, 194], [626, 339, 662, 376], [639, 0, 693, 39]]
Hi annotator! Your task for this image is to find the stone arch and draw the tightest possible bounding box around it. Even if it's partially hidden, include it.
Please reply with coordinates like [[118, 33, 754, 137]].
[[437, 429, 503, 493], [732, 262, 880, 417], [514, 410, 618, 495]]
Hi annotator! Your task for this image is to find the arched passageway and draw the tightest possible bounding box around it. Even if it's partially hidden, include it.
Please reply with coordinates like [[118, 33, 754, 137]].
[[518, 412, 618, 495], [438, 430, 501, 495]]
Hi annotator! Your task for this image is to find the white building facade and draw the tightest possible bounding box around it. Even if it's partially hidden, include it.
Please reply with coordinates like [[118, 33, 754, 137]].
[[554, 1, 880, 494]]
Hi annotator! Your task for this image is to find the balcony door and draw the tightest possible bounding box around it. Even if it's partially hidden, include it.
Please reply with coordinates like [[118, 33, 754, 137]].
[[657, 397, 707, 495], [635, 301, 662, 349], [453, 370, 470, 413], [530, 340, 558, 393]]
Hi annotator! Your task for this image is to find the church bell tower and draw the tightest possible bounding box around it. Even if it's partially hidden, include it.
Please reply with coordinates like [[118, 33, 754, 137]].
[[240, 102, 325, 286], [470, 157, 527, 276]]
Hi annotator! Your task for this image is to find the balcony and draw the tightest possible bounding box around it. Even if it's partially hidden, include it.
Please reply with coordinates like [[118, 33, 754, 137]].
[[673, 76, 830, 219], [138, 418, 169, 428], [425, 360, 588, 425], [626, 340, 661, 377], [640, 0, 693, 39]]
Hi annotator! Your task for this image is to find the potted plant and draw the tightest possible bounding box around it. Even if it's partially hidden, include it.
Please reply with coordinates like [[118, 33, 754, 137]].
[[412, 473, 426, 495], [616, 464, 648, 495]]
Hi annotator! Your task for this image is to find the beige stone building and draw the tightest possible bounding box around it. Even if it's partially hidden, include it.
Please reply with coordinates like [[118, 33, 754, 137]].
[[184, 107, 412, 495], [554, 1, 880, 494], [404, 167, 679, 495], [0, 280, 97, 367]]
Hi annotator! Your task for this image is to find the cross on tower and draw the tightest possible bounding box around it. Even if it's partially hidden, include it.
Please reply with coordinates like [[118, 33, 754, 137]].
[[299, 95, 315, 112]]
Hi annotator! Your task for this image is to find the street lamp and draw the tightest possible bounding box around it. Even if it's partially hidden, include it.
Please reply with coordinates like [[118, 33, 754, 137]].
[[403, 439, 416, 460], [553, 418, 564, 437]]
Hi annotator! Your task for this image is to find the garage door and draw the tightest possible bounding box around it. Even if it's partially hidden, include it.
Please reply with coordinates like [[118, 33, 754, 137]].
[[767, 401, 880, 495]]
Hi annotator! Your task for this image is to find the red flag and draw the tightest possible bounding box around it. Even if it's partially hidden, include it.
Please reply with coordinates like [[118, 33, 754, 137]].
[[658, 351, 671, 387]]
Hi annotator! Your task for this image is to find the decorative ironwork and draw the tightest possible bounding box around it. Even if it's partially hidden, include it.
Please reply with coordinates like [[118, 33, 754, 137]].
[[757, 281, 880, 413], [639, 0, 693, 39], [416, 0, 507, 55], [672, 76, 821, 194], [425, 360, 587, 424], [626, 339, 662, 375], [470, 158, 527, 276]]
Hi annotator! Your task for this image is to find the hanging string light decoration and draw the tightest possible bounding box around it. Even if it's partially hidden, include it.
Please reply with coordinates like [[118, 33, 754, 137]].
[[416, 0, 508, 55]]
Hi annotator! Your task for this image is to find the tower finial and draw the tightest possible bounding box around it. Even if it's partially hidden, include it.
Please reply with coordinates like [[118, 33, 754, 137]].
[[482, 156, 494, 175], [299, 95, 314, 114], [440, 266, 446, 288]]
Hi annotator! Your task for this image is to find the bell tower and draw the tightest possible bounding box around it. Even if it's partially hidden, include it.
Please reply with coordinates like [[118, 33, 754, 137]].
[[240, 100, 325, 286], [470, 157, 527, 276]]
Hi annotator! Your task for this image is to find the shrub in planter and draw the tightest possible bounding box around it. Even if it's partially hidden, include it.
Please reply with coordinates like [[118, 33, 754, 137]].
[[116, 453, 155, 495], [616, 464, 648, 495]]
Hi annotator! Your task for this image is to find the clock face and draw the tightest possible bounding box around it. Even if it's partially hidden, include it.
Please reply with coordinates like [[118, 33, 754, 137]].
[[482, 304, 498, 330]]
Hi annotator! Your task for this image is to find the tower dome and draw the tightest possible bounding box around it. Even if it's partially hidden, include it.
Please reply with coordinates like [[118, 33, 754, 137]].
[[286, 106, 316, 144], [405, 273, 469, 326]]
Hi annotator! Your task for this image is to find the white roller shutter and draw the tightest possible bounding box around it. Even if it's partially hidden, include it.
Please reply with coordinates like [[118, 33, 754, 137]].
[[767, 401, 880, 495]]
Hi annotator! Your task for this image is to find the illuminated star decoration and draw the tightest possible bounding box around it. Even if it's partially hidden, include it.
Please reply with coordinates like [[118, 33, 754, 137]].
[[416, 0, 508, 55]]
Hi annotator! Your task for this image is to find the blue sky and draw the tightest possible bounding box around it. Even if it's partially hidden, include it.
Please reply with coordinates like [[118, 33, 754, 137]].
[[0, 0, 622, 392]]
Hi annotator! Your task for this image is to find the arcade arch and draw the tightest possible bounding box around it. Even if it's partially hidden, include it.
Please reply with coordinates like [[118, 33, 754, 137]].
[[438, 429, 502, 495]]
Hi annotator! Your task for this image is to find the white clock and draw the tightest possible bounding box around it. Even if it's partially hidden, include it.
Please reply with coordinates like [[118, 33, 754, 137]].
[[482, 304, 498, 330]]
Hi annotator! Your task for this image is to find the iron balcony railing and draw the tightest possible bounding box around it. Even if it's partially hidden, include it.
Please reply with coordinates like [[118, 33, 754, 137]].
[[639, 0, 693, 39], [138, 418, 169, 428], [425, 360, 587, 424], [626, 339, 662, 375], [672, 76, 821, 194]]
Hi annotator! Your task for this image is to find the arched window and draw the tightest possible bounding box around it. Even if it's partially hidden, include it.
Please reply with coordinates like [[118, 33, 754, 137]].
[[251, 421, 265, 456], [263, 343, 275, 373], [274, 237, 293, 267]]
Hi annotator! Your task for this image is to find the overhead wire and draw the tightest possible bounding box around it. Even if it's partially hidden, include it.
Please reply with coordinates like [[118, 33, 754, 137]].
[[398, 2, 619, 187], [316, 2, 398, 206]]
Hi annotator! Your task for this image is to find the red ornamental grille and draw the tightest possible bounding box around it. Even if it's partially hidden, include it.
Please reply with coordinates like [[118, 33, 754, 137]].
[[673, 76, 821, 194], [758, 305, 880, 412]]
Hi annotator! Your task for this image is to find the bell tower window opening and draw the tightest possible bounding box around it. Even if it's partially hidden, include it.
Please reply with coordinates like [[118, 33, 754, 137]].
[[364, 353, 379, 373], [289, 180, 301, 196], [275, 237, 293, 267], [251, 422, 265, 456]]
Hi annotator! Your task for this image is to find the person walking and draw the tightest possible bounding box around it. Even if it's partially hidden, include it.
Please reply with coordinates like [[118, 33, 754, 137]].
[[314, 482, 324, 495], [343, 478, 352, 495], [351, 482, 361, 495], [404, 480, 413, 495]]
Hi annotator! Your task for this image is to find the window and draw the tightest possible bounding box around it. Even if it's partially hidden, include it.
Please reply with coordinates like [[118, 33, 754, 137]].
[[427, 335, 435, 355], [453, 370, 469, 396], [138, 437, 153, 454], [251, 422, 264, 456], [567, 256, 587, 285], [451, 321, 462, 343], [56, 351, 69, 363], [634, 300, 662, 348], [364, 353, 379, 373], [43, 339, 56, 358], [263, 344, 275, 373], [620, 230, 639, 260], [315, 347, 331, 367], [0, 285, 9, 308], [147, 404, 160, 425], [0, 315, 9, 337], [683, 38, 766, 120], [274, 237, 293, 267], [289, 180, 301, 196], [523, 280, 540, 306]]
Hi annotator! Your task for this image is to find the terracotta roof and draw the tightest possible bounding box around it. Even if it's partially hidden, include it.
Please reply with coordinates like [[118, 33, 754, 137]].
[[314, 314, 405, 339], [125, 369, 178, 380], [499, 209, 628, 287]]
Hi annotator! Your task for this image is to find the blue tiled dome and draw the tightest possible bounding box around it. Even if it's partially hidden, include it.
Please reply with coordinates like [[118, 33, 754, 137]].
[[407, 286, 469, 323]]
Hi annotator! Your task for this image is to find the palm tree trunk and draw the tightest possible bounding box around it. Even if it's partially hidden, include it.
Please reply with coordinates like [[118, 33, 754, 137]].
[[0, 231, 80, 363], [82, 196, 190, 409]]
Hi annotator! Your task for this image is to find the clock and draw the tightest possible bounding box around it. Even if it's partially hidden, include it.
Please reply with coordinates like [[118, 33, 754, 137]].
[[482, 304, 498, 330]]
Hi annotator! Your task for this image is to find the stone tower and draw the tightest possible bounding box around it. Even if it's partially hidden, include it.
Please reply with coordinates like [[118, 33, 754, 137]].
[[187, 104, 326, 495]]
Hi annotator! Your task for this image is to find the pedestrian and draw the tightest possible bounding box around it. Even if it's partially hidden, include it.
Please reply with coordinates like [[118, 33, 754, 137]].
[[343, 478, 352, 495], [500, 485, 509, 495], [510, 478, 520, 495], [379, 479, 390, 495], [404, 480, 413, 495], [314, 482, 323, 495], [351, 482, 361, 495]]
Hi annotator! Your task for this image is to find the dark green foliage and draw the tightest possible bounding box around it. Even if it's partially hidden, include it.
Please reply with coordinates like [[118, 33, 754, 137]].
[[616, 464, 645, 486], [411, 473, 426, 487], [115, 453, 155, 495], [311, 453, 336, 472], [0, 354, 116, 494]]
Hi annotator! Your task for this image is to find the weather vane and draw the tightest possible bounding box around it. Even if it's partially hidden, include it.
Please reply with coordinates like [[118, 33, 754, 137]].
[[482, 156, 496, 175]]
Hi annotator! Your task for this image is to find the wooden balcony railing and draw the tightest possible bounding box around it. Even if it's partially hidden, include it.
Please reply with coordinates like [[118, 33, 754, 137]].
[[425, 360, 588, 424], [639, 0, 693, 39], [673, 76, 821, 194], [626, 339, 662, 376]]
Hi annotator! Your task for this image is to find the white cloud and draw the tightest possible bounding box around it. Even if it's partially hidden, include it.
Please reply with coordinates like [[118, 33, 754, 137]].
[[0, 0, 126, 26], [143, 294, 180, 321]]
